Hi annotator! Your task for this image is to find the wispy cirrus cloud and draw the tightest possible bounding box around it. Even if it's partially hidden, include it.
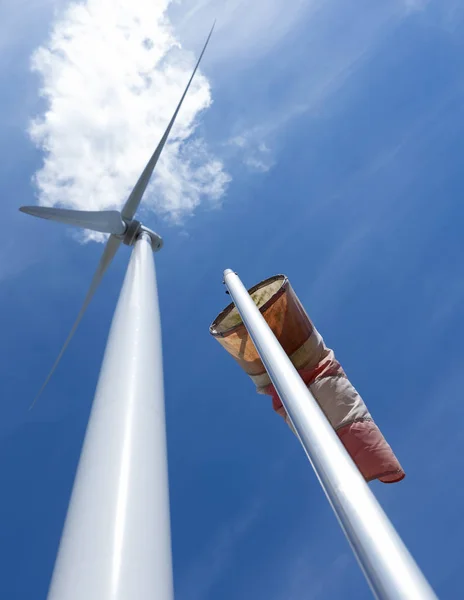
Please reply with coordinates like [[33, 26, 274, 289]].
[[178, 500, 261, 600], [228, 135, 275, 173], [29, 0, 230, 236], [403, 0, 430, 11], [170, 0, 315, 67], [173, 0, 433, 178], [0, 0, 60, 58]]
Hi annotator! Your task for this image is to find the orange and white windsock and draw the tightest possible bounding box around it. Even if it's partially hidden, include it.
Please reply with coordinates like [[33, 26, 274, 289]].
[[210, 275, 404, 484]]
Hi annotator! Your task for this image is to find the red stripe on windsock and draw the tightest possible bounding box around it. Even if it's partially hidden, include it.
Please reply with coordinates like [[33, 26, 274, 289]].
[[337, 419, 405, 484], [265, 359, 405, 484]]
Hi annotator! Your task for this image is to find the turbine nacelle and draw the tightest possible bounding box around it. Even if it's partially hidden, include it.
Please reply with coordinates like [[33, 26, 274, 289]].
[[121, 219, 163, 252]]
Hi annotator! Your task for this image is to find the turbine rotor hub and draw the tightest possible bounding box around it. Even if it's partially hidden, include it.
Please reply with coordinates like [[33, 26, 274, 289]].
[[121, 219, 163, 252]]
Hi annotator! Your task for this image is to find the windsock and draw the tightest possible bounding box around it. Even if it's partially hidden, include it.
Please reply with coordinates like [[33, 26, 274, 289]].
[[210, 275, 404, 484]]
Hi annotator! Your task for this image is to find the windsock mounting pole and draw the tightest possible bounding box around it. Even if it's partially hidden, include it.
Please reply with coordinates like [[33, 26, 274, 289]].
[[223, 269, 436, 600]]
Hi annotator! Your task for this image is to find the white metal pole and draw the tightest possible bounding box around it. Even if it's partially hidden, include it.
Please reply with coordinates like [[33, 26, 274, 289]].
[[47, 234, 173, 600], [223, 269, 436, 600]]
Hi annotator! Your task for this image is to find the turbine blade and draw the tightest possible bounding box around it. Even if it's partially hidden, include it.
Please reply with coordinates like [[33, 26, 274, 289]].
[[121, 22, 216, 221], [30, 234, 122, 409], [20, 206, 127, 235]]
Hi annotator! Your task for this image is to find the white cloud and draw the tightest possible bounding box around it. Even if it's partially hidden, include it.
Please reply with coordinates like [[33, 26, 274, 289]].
[[29, 0, 230, 239], [26, 0, 437, 244]]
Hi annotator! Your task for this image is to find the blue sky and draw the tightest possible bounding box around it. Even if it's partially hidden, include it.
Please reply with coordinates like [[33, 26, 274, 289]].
[[1, 1, 464, 598]]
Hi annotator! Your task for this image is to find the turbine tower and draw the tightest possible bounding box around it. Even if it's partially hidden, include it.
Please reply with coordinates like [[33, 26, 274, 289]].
[[20, 25, 215, 600]]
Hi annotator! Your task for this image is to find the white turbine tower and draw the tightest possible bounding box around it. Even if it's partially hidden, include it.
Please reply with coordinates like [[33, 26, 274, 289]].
[[20, 25, 215, 600]]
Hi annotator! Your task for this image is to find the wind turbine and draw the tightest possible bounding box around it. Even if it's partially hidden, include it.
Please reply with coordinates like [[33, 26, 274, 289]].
[[20, 24, 215, 600]]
